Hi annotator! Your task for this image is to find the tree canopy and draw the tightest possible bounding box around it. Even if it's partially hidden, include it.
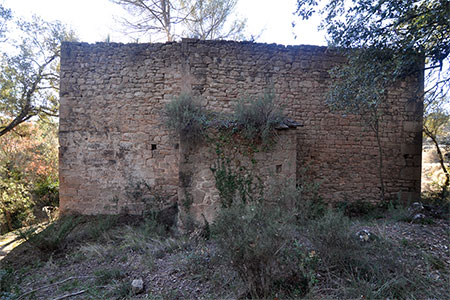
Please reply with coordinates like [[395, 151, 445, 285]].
[[0, 4, 11, 41], [0, 12, 76, 137], [180, 0, 246, 40], [295, 0, 449, 105], [110, 0, 247, 41], [296, 0, 450, 199]]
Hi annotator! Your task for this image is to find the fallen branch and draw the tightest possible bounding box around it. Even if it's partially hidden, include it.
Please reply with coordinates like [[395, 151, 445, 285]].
[[17, 276, 92, 299], [51, 290, 87, 300]]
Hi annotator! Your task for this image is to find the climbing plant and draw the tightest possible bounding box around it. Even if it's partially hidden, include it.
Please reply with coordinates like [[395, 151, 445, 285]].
[[164, 91, 285, 207]]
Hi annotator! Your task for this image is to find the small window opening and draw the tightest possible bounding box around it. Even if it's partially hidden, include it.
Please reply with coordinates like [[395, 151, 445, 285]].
[[174, 143, 179, 149], [151, 144, 157, 150], [276, 164, 282, 174]]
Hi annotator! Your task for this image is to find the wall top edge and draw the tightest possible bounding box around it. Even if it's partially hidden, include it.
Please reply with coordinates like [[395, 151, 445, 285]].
[[61, 39, 330, 52]]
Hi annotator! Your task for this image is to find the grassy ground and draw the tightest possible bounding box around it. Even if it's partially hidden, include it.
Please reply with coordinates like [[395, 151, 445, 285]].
[[0, 204, 448, 300]]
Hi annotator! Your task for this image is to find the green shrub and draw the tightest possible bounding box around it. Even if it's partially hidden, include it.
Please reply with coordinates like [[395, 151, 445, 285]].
[[164, 93, 209, 140], [307, 209, 432, 299], [0, 178, 34, 233], [19, 215, 81, 254], [211, 155, 262, 208], [233, 91, 284, 145], [212, 203, 314, 298], [0, 120, 59, 233], [94, 268, 125, 285], [83, 215, 120, 240], [264, 176, 324, 224], [0, 268, 15, 298], [307, 210, 365, 274], [33, 177, 59, 208], [335, 199, 381, 218], [211, 168, 324, 297]]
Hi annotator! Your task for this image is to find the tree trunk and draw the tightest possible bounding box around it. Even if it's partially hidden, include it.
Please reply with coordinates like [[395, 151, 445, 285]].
[[5, 210, 13, 232], [424, 126, 449, 196]]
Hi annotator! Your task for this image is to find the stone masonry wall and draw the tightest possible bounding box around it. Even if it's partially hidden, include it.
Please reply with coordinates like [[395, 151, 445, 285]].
[[177, 129, 297, 228], [59, 42, 183, 214], [59, 39, 423, 215]]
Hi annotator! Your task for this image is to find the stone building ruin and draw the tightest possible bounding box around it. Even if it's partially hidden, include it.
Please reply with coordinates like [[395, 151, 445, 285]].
[[59, 39, 423, 218]]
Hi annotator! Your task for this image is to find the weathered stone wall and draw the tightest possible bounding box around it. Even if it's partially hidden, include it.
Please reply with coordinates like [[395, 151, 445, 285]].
[[59, 39, 423, 215], [59, 42, 183, 214], [178, 129, 297, 227]]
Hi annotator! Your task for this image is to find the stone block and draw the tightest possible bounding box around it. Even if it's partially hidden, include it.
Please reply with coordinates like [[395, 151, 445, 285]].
[[401, 143, 422, 155], [400, 167, 421, 180], [403, 121, 421, 132]]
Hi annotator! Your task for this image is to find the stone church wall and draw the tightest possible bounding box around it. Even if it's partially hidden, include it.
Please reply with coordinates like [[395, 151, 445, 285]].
[[59, 39, 423, 215]]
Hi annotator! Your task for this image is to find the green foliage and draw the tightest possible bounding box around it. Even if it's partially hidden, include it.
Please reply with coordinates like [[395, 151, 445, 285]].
[[94, 268, 125, 285], [211, 172, 323, 298], [111, 0, 247, 42], [296, 0, 449, 94], [181, 0, 247, 40], [142, 210, 172, 238], [424, 97, 450, 140], [327, 48, 402, 123], [423, 96, 450, 194], [110, 281, 132, 298], [211, 167, 437, 299], [0, 268, 14, 298], [0, 4, 11, 40], [125, 179, 177, 235], [0, 12, 77, 137], [328, 49, 390, 201], [204, 91, 285, 208], [165, 91, 285, 145], [264, 174, 324, 224], [33, 177, 59, 208], [233, 91, 284, 146], [210, 128, 267, 208], [336, 199, 379, 218], [19, 215, 81, 254], [211, 153, 262, 208], [0, 120, 59, 233], [166, 91, 286, 210], [164, 93, 209, 141], [211, 156, 239, 207], [81, 215, 120, 240], [296, 0, 450, 202], [307, 210, 433, 299], [0, 179, 33, 233], [307, 210, 362, 274], [212, 203, 313, 298], [422, 190, 450, 211]]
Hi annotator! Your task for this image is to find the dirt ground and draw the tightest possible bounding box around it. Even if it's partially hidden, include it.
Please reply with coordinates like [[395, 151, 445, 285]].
[[0, 209, 448, 300]]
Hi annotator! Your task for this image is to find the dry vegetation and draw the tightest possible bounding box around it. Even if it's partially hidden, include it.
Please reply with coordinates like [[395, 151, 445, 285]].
[[0, 196, 448, 300]]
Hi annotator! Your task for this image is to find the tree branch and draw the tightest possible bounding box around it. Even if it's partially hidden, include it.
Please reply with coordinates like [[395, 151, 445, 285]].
[[17, 276, 92, 299]]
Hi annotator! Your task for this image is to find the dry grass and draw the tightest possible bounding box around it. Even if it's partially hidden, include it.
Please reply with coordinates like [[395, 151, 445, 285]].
[[0, 204, 448, 299]]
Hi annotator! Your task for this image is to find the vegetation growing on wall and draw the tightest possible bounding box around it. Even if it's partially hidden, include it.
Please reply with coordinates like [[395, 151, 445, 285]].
[[295, 0, 449, 202], [165, 91, 286, 208], [211, 132, 263, 208], [233, 90, 284, 145], [165, 91, 284, 142], [164, 93, 209, 141]]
